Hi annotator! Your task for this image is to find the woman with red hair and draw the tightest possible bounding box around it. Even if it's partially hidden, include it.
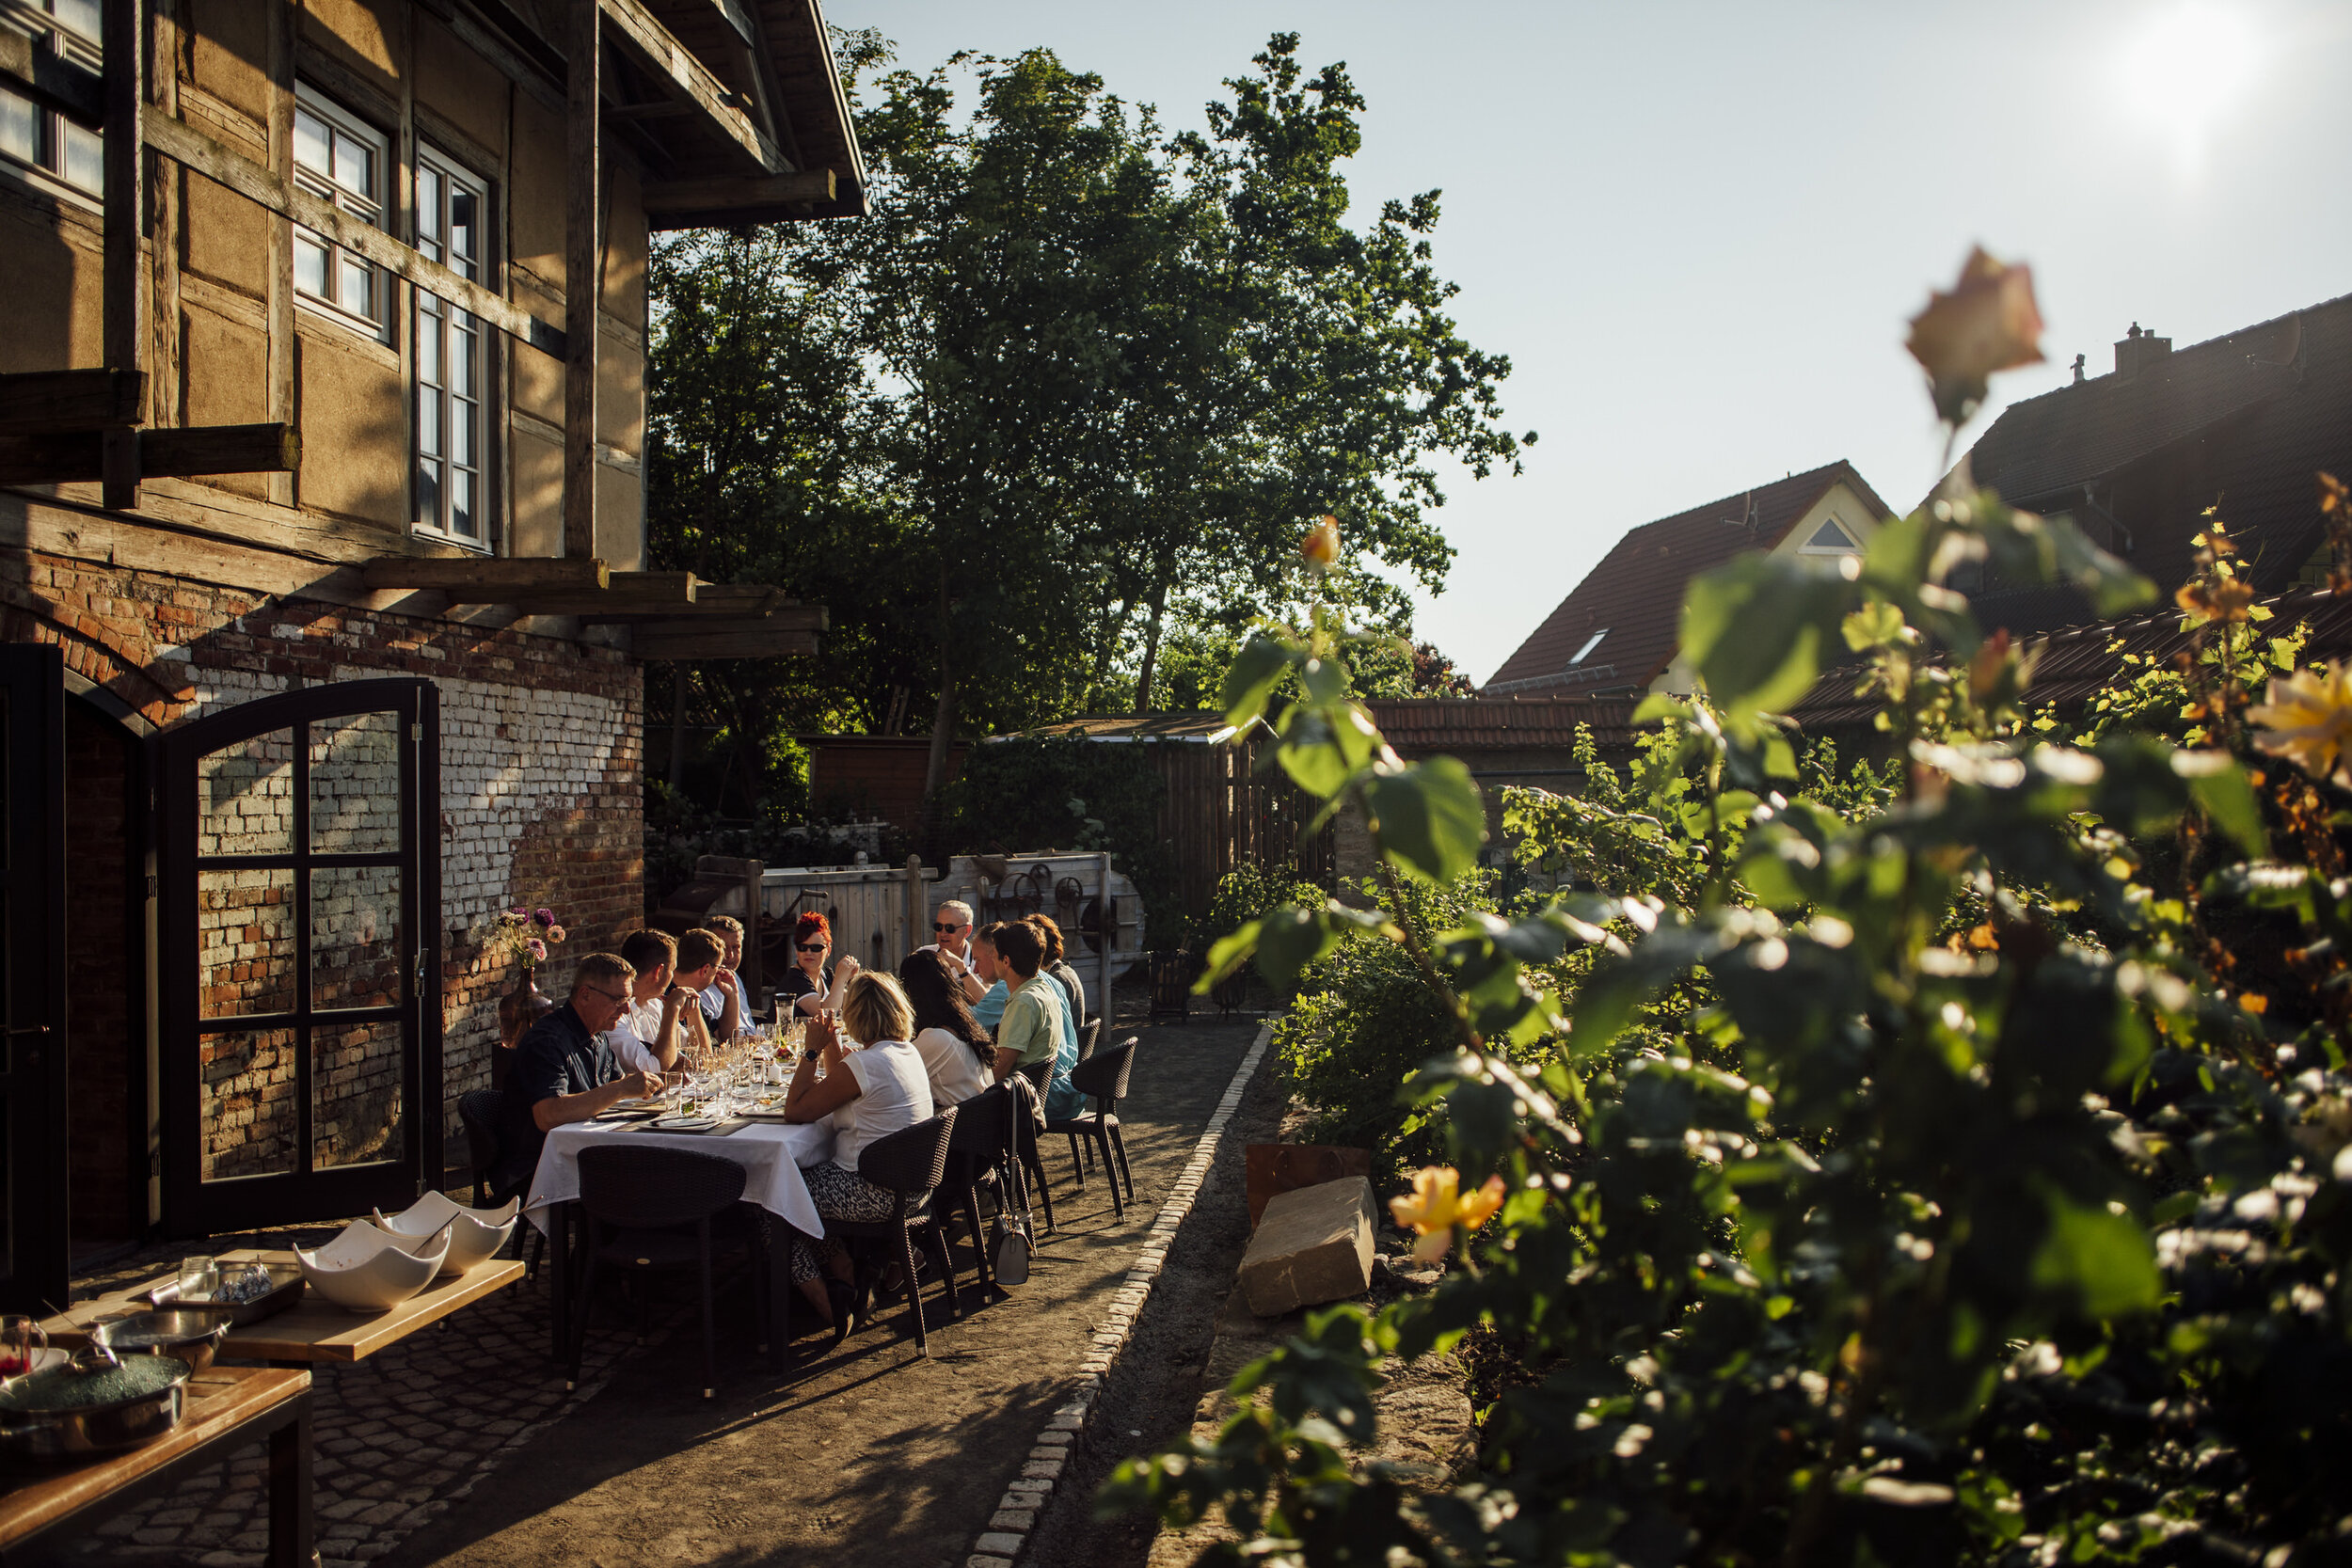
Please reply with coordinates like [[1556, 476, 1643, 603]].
[[778, 910, 860, 1019]]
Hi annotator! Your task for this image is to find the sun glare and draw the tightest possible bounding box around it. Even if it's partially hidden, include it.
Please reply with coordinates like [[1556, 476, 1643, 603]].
[[2116, 2, 2262, 173]]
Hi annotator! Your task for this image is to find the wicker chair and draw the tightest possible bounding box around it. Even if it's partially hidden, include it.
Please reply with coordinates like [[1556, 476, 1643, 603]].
[[1066, 1019, 1107, 1172], [566, 1145, 766, 1399], [825, 1108, 960, 1357], [937, 1085, 1021, 1300], [1013, 1057, 1058, 1233], [1045, 1036, 1139, 1218], [457, 1087, 545, 1277]]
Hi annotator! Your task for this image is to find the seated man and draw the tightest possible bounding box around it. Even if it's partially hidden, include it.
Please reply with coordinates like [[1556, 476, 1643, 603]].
[[697, 915, 756, 1031], [674, 927, 739, 1042], [987, 920, 1082, 1119], [971, 922, 1012, 1034], [491, 953, 658, 1198], [917, 899, 988, 1005], [612, 928, 703, 1074]]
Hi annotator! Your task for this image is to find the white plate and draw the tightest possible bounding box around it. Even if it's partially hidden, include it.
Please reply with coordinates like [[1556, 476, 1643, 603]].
[[650, 1115, 717, 1132]]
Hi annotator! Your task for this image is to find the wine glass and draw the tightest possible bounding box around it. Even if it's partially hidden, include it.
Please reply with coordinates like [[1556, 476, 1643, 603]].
[[0, 1316, 45, 1378]]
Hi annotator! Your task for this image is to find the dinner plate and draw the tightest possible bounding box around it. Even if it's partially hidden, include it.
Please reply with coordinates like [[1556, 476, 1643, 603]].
[[649, 1115, 717, 1132]]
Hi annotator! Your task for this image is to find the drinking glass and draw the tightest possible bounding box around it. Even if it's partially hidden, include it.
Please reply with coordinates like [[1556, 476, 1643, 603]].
[[0, 1315, 45, 1378]]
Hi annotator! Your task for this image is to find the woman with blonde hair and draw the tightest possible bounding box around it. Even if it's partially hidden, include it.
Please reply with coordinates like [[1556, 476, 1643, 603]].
[[781, 970, 933, 1336]]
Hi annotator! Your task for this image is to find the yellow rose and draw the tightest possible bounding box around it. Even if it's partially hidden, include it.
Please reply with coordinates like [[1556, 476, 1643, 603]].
[[2249, 661, 2352, 789], [1388, 1164, 1508, 1262], [1301, 514, 1341, 570], [1906, 246, 2045, 425]]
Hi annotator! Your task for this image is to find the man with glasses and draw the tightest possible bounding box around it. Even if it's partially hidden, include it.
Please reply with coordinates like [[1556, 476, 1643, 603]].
[[490, 953, 660, 1199], [915, 899, 987, 1004]]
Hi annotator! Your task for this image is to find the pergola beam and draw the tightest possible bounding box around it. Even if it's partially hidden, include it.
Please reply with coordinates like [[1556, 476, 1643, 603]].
[[0, 424, 300, 486], [360, 558, 612, 597], [631, 624, 821, 660], [597, 0, 781, 175], [509, 570, 705, 618], [0, 370, 147, 436]]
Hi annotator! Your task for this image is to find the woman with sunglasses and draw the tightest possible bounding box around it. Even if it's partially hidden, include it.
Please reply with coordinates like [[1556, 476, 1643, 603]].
[[778, 911, 860, 1019]]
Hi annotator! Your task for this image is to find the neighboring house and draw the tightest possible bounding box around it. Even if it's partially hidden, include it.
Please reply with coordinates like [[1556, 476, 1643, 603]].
[[1934, 293, 2352, 633], [1789, 293, 2352, 746], [1484, 460, 1894, 699], [0, 0, 860, 1298]]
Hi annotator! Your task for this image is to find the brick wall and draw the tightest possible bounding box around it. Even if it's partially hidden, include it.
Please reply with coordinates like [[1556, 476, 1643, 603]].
[[3, 546, 644, 1179]]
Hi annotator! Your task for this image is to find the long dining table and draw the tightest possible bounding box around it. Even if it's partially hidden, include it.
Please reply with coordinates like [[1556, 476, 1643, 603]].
[[524, 1117, 835, 1366]]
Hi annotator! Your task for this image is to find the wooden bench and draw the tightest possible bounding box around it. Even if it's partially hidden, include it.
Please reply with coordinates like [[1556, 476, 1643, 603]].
[[0, 1365, 310, 1567]]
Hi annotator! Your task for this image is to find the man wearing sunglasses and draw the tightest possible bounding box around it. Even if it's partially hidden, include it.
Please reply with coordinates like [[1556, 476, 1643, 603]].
[[915, 899, 987, 1004], [490, 952, 660, 1199]]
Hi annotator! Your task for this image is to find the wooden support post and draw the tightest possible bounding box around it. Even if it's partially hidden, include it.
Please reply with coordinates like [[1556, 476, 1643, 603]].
[[102, 0, 146, 511], [150, 0, 182, 430], [564, 0, 600, 560], [265, 0, 294, 508]]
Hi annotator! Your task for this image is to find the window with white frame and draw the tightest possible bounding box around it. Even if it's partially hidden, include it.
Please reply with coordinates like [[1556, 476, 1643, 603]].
[[413, 148, 489, 546], [291, 86, 389, 335], [1797, 515, 1861, 554], [0, 0, 104, 197]]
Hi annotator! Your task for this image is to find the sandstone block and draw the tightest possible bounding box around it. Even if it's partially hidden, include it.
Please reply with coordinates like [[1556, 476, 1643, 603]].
[[1238, 1176, 1376, 1317]]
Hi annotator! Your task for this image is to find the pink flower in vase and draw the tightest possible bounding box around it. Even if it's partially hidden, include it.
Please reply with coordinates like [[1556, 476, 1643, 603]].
[[527, 938, 548, 964], [546, 925, 567, 943], [533, 908, 556, 927]]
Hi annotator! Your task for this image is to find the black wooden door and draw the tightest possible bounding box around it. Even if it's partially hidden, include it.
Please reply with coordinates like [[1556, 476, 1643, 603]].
[[157, 679, 442, 1235], [0, 647, 68, 1310]]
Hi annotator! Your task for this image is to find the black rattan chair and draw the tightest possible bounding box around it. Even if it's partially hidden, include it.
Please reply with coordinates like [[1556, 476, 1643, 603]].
[[826, 1108, 959, 1357], [1013, 1057, 1058, 1233], [938, 1085, 1021, 1300], [567, 1145, 766, 1399], [1045, 1036, 1139, 1217], [458, 1087, 545, 1277], [1068, 1019, 1105, 1172]]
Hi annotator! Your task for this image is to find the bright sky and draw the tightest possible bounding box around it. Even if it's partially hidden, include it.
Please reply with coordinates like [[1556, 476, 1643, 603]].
[[868, 0, 2352, 684]]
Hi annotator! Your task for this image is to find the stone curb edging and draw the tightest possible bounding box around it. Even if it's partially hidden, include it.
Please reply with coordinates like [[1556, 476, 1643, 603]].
[[964, 1020, 1275, 1568]]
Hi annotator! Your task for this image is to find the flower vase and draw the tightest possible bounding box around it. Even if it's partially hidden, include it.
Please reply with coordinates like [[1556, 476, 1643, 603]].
[[496, 966, 556, 1052]]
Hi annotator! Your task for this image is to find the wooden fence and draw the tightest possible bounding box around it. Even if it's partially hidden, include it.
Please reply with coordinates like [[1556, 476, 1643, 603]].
[[1150, 736, 1335, 919]]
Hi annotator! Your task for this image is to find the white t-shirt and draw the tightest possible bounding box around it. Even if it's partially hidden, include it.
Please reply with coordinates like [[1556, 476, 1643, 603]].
[[912, 1025, 993, 1107], [831, 1039, 934, 1175], [610, 996, 684, 1075]]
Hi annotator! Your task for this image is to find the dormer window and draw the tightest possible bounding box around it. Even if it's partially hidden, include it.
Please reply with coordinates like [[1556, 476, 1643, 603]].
[[1568, 628, 1609, 667], [1799, 515, 1859, 554]]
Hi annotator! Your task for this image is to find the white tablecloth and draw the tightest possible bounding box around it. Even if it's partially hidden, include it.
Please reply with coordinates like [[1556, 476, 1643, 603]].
[[525, 1118, 835, 1239]]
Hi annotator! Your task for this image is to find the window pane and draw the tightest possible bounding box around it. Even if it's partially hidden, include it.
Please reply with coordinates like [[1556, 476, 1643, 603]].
[[311, 864, 402, 1011], [330, 132, 372, 198], [0, 88, 35, 165], [294, 234, 328, 298], [418, 387, 441, 457], [199, 1028, 299, 1181], [52, 0, 103, 42], [198, 728, 295, 856], [197, 868, 297, 1021], [294, 108, 330, 177], [416, 165, 441, 241], [451, 468, 474, 537], [309, 711, 405, 855], [451, 402, 473, 466], [312, 1019, 404, 1169], [417, 315, 440, 384], [451, 322, 476, 393], [61, 120, 102, 193], [339, 254, 372, 315], [416, 458, 442, 527], [449, 188, 477, 275]]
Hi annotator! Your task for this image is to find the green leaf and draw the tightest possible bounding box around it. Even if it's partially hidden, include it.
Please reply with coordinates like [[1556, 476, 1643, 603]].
[[1364, 757, 1486, 884], [1254, 904, 1343, 989], [2173, 751, 2266, 858], [1221, 635, 1295, 732], [1198, 918, 1262, 990], [2031, 1194, 2159, 1318], [1679, 553, 1856, 724], [1275, 705, 1355, 799]]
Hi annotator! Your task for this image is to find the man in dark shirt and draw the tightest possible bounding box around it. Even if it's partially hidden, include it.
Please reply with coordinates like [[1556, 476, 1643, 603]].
[[491, 952, 658, 1198]]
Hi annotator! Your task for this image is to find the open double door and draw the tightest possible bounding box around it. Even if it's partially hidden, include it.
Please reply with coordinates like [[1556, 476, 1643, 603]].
[[0, 647, 442, 1310]]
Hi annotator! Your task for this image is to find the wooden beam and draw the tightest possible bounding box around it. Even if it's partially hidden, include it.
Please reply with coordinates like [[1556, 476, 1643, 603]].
[[0, 423, 300, 485], [141, 114, 566, 360], [101, 0, 143, 509], [574, 588, 830, 626], [630, 624, 821, 660], [360, 557, 611, 596], [564, 2, 599, 559], [0, 22, 103, 125], [0, 370, 148, 435], [596, 0, 780, 175], [510, 570, 703, 618], [606, 100, 693, 122], [640, 169, 833, 214]]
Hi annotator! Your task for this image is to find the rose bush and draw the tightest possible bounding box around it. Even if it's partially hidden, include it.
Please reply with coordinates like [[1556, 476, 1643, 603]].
[[1107, 254, 2352, 1567]]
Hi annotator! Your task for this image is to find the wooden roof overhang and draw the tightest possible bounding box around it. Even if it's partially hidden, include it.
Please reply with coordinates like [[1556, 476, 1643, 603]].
[[359, 559, 826, 661]]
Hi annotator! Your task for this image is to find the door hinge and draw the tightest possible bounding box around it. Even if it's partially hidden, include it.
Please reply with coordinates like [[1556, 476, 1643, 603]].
[[411, 722, 422, 741], [145, 874, 158, 900]]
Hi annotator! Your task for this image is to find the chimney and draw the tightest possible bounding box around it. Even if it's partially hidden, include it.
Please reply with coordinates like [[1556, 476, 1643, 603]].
[[2114, 322, 2172, 380]]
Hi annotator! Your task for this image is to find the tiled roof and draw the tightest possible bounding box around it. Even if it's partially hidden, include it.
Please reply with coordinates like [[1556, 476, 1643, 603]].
[[1367, 695, 1638, 754], [1484, 460, 1895, 694], [1001, 712, 1232, 742], [1942, 291, 2352, 634], [1787, 587, 2352, 732]]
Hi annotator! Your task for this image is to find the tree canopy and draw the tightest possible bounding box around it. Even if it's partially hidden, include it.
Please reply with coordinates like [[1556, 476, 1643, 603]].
[[644, 31, 1529, 819]]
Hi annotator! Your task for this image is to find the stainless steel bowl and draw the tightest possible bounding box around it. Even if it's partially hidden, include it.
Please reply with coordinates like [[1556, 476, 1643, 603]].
[[93, 1308, 230, 1373], [0, 1346, 191, 1461]]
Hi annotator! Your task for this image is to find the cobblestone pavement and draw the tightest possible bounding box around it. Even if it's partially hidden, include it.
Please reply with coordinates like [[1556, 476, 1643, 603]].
[[46, 1012, 1263, 1568]]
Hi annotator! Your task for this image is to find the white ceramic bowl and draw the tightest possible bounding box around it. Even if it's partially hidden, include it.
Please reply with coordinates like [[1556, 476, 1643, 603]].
[[373, 1193, 518, 1276], [295, 1220, 449, 1312]]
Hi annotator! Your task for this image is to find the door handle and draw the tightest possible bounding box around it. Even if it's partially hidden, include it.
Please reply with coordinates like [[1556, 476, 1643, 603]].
[[5, 1024, 49, 1037]]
